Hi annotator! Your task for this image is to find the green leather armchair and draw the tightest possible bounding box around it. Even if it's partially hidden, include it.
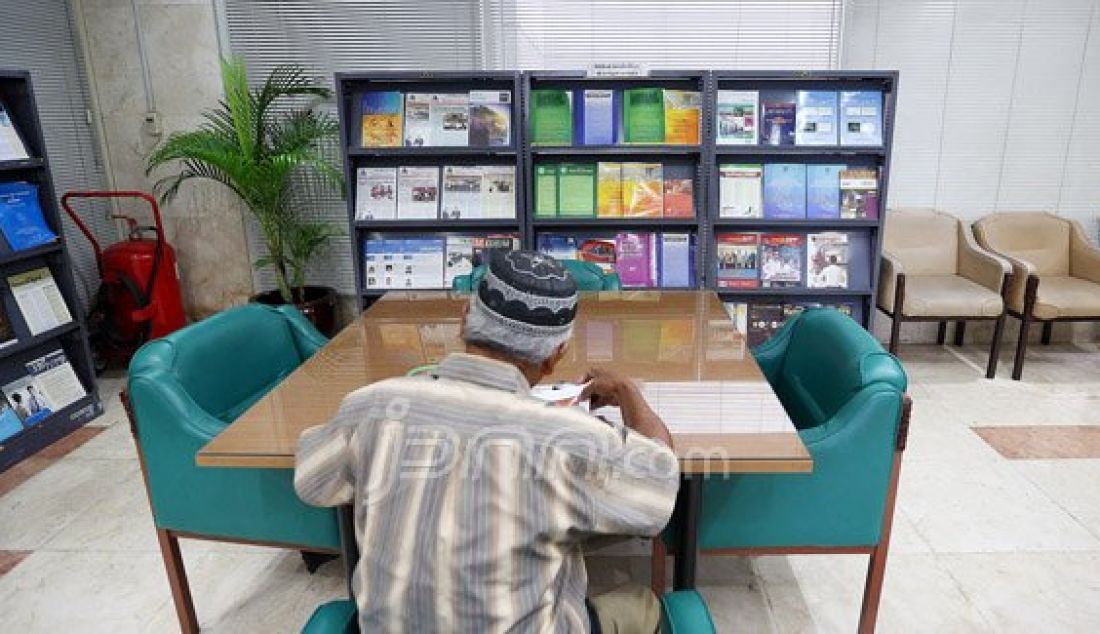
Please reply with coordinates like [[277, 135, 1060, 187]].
[[664, 308, 910, 633], [302, 590, 716, 633], [126, 303, 340, 634], [451, 259, 623, 292]]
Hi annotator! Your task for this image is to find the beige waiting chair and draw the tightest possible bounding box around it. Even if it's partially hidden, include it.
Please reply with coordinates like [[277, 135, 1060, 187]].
[[973, 212, 1100, 380], [878, 209, 1010, 378]]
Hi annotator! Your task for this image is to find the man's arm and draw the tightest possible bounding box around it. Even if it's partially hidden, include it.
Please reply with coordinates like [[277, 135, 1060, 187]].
[[294, 422, 355, 508], [580, 367, 673, 448]]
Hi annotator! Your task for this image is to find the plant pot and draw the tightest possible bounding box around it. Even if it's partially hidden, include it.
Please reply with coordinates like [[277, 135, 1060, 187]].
[[252, 285, 339, 337]]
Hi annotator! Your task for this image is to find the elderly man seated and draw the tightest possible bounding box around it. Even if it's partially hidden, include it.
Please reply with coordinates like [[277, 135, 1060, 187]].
[[294, 250, 679, 633]]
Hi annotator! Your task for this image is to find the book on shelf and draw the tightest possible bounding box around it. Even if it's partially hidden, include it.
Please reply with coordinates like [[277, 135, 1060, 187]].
[[441, 166, 483, 219], [622, 88, 665, 144], [807, 232, 849, 289], [715, 90, 758, 145], [26, 349, 85, 412], [536, 234, 579, 261], [474, 235, 520, 266], [363, 238, 446, 289], [428, 93, 470, 147], [715, 233, 760, 289], [718, 164, 763, 218], [657, 233, 694, 288], [578, 89, 617, 146], [663, 90, 701, 145], [0, 392, 23, 442], [795, 91, 839, 146], [2, 374, 51, 426], [760, 233, 804, 288], [359, 91, 403, 148], [468, 90, 512, 147], [402, 93, 433, 147], [396, 166, 440, 219], [557, 163, 597, 217], [0, 102, 30, 161], [578, 237, 617, 274], [763, 163, 807, 219], [8, 267, 72, 336], [661, 164, 694, 218], [839, 168, 879, 219], [0, 182, 58, 251], [621, 162, 663, 217], [615, 232, 653, 287], [596, 162, 623, 217], [355, 167, 397, 221], [806, 164, 845, 219], [840, 91, 884, 146], [531, 89, 573, 145], [444, 236, 475, 287], [534, 164, 559, 217], [747, 303, 785, 347], [480, 166, 516, 219], [760, 90, 797, 146]]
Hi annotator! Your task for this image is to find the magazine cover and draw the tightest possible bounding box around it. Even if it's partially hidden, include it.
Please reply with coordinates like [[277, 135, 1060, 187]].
[[663, 90, 701, 145], [662, 164, 694, 218], [760, 90, 796, 146], [0, 101, 30, 161], [715, 233, 760, 289], [26, 350, 85, 411], [577, 237, 617, 275], [615, 232, 653, 288], [0, 181, 59, 251], [428, 93, 470, 146], [808, 232, 849, 288], [715, 90, 757, 145], [440, 166, 483, 219], [354, 167, 397, 220], [621, 163, 663, 217], [760, 233, 804, 288], [359, 91, 403, 148], [396, 166, 440, 219], [795, 90, 839, 146], [596, 162, 623, 217], [0, 392, 23, 442], [2, 374, 52, 426], [840, 168, 880, 219], [537, 234, 578, 261], [469, 90, 512, 147], [444, 236, 475, 287], [402, 93, 433, 147], [719, 164, 763, 218], [480, 166, 516, 219]]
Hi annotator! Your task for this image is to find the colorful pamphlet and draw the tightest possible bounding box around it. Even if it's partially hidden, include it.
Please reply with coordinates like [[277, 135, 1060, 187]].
[[557, 163, 597, 217], [760, 90, 797, 146], [840, 168, 880, 219], [840, 91, 884, 146], [806, 165, 845, 219], [578, 237, 617, 274], [468, 90, 512, 147], [0, 182, 58, 251], [808, 232, 849, 289], [354, 167, 397, 221], [444, 236, 475, 287], [531, 89, 573, 145], [534, 164, 559, 217], [621, 162, 663, 217], [795, 91, 839, 146], [760, 233, 805, 288], [596, 162, 623, 217], [715, 90, 758, 145], [623, 88, 665, 144], [763, 163, 807, 219], [663, 90, 701, 145], [716, 233, 760, 289], [579, 89, 617, 145], [615, 232, 653, 287], [718, 164, 763, 218], [661, 164, 694, 218], [359, 91, 403, 147], [658, 233, 693, 288], [537, 234, 579, 261]]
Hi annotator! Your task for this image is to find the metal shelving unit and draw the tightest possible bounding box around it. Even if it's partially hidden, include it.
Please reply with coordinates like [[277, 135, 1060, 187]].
[[0, 69, 103, 471]]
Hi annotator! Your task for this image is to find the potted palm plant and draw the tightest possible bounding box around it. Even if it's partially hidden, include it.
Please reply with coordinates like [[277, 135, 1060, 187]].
[[146, 58, 344, 334]]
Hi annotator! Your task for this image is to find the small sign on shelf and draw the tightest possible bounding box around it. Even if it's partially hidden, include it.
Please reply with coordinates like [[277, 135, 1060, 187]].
[[585, 62, 650, 78]]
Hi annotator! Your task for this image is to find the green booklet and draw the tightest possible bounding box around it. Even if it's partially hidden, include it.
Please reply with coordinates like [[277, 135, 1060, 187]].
[[557, 163, 596, 217], [535, 164, 559, 217], [623, 88, 665, 144], [531, 90, 573, 145]]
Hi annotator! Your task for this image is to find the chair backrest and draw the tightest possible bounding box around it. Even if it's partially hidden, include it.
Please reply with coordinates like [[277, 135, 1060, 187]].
[[973, 212, 1071, 276], [883, 208, 960, 276], [759, 308, 906, 430], [452, 259, 621, 292], [130, 303, 311, 424]]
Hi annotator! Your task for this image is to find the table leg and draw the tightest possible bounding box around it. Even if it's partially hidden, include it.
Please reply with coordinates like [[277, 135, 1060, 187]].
[[673, 474, 702, 590], [338, 504, 358, 600]]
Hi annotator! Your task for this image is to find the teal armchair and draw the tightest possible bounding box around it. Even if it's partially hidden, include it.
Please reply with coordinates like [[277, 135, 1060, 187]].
[[303, 590, 716, 633], [452, 259, 622, 292], [125, 304, 340, 634], [659, 308, 910, 633]]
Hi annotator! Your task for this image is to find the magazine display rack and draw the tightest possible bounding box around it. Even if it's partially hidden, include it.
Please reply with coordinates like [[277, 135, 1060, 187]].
[[0, 70, 102, 471], [335, 71, 526, 310], [706, 70, 897, 335]]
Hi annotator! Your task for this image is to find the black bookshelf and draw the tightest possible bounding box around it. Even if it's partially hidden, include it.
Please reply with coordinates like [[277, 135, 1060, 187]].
[[705, 70, 898, 331], [335, 71, 525, 311], [0, 70, 103, 471], [521, 70, 710, 289]]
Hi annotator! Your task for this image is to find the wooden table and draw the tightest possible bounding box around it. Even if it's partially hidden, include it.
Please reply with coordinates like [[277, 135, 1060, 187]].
[[198, 290, 811, 589]]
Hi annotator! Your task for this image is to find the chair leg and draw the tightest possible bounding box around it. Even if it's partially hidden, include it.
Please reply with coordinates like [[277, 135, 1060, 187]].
[[953, 321, 966, 346], [1013, 315, 1031, 381], [859, 543, 889, 634], [936, 321, 947, 345], [888, 316, 901, 355], [987, 314, 1006, 379], [1041, 322, 1053, 345], [650, 538, 668, 597], [157, 529, 199, 634], [301, 550, 338, 574]]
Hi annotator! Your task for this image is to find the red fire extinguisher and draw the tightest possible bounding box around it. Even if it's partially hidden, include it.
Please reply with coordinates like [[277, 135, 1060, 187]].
[[61, 191, 186, 368]]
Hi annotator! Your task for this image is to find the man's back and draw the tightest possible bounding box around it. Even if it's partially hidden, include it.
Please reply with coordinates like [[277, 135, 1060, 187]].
[[295, 353, 679, 633]]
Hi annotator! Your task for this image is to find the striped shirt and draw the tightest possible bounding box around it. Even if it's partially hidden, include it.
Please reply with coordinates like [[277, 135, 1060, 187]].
[[294, 353, 679, 633]]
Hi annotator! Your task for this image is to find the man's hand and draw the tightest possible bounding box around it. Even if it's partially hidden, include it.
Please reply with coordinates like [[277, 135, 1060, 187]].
[[579, 367, 673, 448]]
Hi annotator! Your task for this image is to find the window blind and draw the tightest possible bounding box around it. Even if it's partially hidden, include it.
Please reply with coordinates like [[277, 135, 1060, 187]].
[[483, 0, 843, 70]]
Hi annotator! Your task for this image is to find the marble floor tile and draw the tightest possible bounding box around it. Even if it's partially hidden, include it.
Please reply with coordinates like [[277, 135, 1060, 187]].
[[66, 419, 140, 462], [898, 455, 1100, 553], [973, 426, 1100, 459], [901, 400, 1003, 465], [939, 552, 1100, 632], [1013, 459, 1100, 540], [0, 550, 171, 632]]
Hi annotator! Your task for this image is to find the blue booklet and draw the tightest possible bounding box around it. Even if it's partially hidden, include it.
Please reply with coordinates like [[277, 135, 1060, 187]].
[[0, 182, 58, 252], [763, 164, 807, 219], [537, 234, 579, 261], [840, 91, 883, 146], [658, 233, 694, 288], [577, 89, 617, 145], [796, 91, 838, 145], [0, 394, 22, 442], [760, 90, 797, 146], [806, 165, 845, 219]]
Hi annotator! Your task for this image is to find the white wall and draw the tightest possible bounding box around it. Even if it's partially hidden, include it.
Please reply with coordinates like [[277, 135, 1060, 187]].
[[843, 0, 1100, 239]]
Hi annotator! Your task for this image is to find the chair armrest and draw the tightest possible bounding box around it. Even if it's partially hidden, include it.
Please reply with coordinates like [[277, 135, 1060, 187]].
[[1069, 220, 1100, 285], [877, 250, 904, 312], [602, 272, 623, 290], [957, 224, 1010, 293], [998, 253, 1037, 313], [275, 305, 329, 360], [301, 599, 356, 634], [660, 590, 716, 634], [128, 373, 226, 445], [452, 274, 473, 293], [751, 311, 801, 384]]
